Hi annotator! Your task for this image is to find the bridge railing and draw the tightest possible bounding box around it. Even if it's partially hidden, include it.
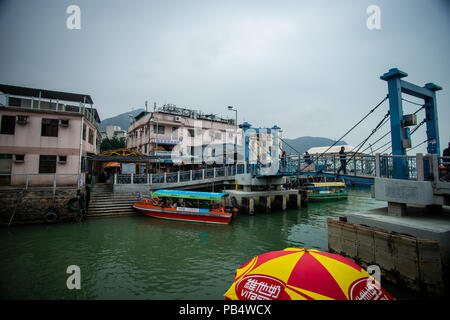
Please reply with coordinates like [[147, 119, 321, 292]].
[[113, 165, 240, 185], [285, 153, 448, 182], [374, 153, 449, 182], [285, 155, 377, 177]]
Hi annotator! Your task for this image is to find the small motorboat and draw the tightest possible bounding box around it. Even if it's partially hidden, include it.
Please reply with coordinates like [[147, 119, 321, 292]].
[[306, 182, 348, 201], [133, 189, 237, 225]]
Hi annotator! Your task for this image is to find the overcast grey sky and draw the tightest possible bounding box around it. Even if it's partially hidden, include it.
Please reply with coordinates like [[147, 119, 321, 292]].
[[1, 0, 449, 154]]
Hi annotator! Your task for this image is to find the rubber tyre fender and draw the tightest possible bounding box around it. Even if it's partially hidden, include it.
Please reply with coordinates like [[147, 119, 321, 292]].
[[68, 198, 79, 212], [44, 211, 58, 224]]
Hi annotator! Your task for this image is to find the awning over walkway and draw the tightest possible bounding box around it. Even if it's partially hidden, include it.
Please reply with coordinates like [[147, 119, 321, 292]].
[[88, 149, 171, 162]]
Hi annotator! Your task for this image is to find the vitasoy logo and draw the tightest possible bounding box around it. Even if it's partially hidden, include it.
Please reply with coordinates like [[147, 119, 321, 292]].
[[349, 278, 394, 300], [236, 275, 289, 300]]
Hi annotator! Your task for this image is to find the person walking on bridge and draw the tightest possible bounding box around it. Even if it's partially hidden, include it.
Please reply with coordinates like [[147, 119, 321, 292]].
[[338, 146, 347, 174]]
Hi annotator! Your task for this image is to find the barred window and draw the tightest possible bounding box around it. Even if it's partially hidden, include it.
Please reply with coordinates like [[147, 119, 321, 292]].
[[41, 118, 58, 137], [39, 155, 57, 173]]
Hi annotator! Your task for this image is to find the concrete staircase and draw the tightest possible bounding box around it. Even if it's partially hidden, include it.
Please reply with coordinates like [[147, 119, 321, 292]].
[[87, 183, 140, 218]]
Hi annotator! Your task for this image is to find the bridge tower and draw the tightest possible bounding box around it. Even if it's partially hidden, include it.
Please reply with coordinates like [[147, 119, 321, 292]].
[[380, 68, 442, 179]]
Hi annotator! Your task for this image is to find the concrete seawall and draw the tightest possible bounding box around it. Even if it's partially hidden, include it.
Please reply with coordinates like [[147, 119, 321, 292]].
[[0, 186, 89, 225], [327, 217, 446, 298]]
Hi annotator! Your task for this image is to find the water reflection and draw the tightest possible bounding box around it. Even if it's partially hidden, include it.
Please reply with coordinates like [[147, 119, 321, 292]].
[[0, 188, 419, 299]]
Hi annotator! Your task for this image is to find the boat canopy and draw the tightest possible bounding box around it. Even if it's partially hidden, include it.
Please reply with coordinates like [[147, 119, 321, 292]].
[[308, 182, 346, 187], [152, 189, 229, 201]]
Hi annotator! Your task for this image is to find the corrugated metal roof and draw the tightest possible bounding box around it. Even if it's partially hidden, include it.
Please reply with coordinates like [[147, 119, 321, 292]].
[[0, 84, 94, 104]]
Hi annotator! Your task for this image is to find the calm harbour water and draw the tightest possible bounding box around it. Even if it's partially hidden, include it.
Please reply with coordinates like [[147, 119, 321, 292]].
[[0, 188, 421, 300]]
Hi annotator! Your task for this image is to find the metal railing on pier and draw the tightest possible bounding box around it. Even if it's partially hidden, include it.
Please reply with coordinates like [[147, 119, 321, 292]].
[[113, 164, 247, 185], [284, 153, 449, 182], [0, 173, 87, 195]]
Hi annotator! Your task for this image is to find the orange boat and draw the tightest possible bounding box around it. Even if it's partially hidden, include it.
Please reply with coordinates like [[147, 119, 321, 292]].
[[133, 189, 237, 225]]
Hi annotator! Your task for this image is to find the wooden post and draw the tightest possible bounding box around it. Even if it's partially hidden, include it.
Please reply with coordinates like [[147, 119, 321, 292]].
[[297, 193, 301, 209], [266, 196, 271, 213], [249, 197, 254, 215], [282, 195, 287, 211]]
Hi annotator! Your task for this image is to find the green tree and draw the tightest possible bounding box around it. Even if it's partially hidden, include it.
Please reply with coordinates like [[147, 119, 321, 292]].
[[100, 136, 126, 152]]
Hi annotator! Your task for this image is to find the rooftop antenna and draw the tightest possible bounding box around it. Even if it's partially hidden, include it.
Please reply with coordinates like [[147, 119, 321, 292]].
[[145, 100, 148, 113]]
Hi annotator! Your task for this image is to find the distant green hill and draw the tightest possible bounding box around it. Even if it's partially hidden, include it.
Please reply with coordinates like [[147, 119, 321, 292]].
[[282, 136, 347, 155], [99, 108, 145, 131]]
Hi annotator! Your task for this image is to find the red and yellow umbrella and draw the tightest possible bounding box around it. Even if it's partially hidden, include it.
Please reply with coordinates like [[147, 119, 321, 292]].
[[224, 248, 394, 300]]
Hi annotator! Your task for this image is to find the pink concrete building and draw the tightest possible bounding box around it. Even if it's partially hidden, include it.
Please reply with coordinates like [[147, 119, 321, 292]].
[[0, 84, 101, 186]]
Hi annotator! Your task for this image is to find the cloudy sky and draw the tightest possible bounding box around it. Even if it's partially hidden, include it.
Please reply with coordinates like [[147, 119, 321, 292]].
[[0, 0, 449, 154]]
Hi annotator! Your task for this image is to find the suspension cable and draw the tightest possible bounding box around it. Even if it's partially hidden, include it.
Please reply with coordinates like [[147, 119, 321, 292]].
[[319, 95, 389, 156], [293, 95, 389, 174], [342, 110, 391, 169], [358, 103, 424, 155], [353, 111, 390, 152], [402, 98, 424, 107], [280, 137, 303, 155]]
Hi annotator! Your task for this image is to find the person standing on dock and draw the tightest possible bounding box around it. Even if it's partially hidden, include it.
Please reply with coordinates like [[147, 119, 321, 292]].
[[304, 151, 312, 165], [338, 146, 347, 174]]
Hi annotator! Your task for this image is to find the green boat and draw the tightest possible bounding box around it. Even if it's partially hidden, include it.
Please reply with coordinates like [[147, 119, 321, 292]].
[[306, 182, 348, 201]]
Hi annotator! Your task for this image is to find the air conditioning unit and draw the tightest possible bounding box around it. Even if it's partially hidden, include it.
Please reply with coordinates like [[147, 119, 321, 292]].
[[14, 154, 25, 163], [60, 119, 70, 126], [58, 155, 67, 163], [174, 116, 182, 122], [16, 115, 28, 124]]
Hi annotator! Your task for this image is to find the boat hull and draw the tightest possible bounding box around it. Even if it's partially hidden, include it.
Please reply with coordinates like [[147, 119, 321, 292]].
[[133, 202, 232, 225], [308, 192, 348, 201]]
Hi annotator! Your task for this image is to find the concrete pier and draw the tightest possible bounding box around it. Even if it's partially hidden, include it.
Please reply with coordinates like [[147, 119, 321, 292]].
[[226, 189, 301, 215], [328, 205, 450, 298]]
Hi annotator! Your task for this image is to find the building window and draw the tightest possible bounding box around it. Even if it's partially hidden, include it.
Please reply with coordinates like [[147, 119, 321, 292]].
[[0, 115, 16, 135], [188, 129, 195, 137], [82, 123, 86, 140], [41, 118, 59, 137], [39, 155, 57, 173], [9, 97, 21, 107], [153, 125, 165, 134], [88, 128, 94, 144]]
